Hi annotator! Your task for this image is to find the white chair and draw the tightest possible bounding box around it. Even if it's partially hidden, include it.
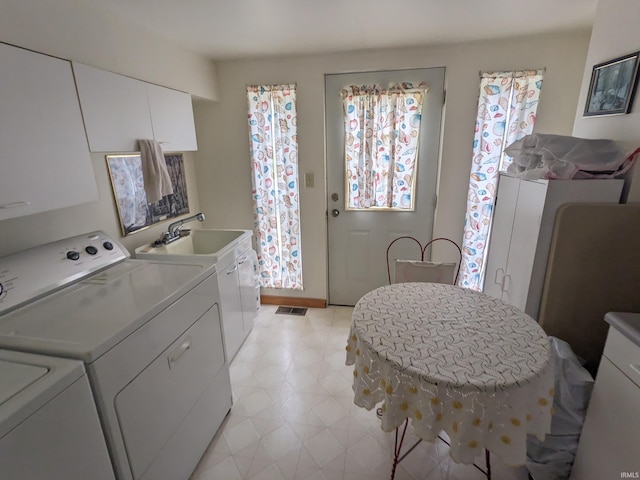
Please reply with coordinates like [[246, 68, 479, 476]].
[[393, 259, 457, 285], [386, 236, 462, 285]]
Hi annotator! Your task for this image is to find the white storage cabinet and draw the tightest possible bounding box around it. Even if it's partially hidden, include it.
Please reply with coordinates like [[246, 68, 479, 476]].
[[73, 62, 197, 152], [238, 249, 258, 333], [483, 174, 622, 319], [0, 43, 98, 220], [570, 312, 640, 479], [217, 235, 257, 361]]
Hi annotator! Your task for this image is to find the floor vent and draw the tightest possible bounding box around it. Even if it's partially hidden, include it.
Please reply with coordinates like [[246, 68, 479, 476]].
[[275, 306, 308, 316]]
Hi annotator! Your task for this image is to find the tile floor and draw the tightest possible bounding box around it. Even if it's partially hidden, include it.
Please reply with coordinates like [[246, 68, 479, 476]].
[[190, 306, 531, 480]]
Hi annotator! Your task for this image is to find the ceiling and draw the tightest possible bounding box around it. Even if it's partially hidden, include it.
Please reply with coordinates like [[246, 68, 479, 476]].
[[89, 0, 597, 61]]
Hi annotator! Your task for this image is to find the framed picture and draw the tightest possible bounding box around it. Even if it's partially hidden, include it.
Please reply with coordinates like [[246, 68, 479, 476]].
[[584, 51, 640, 116], [106, 153, 190, 236]]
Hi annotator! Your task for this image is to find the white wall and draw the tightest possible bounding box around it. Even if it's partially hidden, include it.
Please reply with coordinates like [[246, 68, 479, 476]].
[[193, 30, 591, 302], [572, 0, 640, 201]]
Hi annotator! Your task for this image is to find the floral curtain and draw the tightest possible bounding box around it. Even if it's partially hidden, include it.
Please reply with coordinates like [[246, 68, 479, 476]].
[[246, 84, 303, 290], [340, 83, 427, 209], [458, 70, 544, 291]]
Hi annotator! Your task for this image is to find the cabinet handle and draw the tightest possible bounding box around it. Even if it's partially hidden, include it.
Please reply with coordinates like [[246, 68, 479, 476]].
[[494, 268, 504, 286], [0, 201, 30, 209], [167, 337, 192, 369], [238, 256, 248, 264], [502, 274, 511, 293], [226, 264, 238, 275], [630, 364, 640, 377]]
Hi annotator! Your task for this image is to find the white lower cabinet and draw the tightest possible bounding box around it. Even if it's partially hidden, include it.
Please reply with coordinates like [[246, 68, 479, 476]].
[[483, 174, 622, 319], [218, 244, 256, 361], [571, 319, 640, 479], [238, 251, 257, 334], [218, 255, 245, 362]]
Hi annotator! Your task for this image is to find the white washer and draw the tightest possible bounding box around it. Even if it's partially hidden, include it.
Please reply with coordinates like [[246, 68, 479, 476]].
[[0, 349, 115, 479], [0, 231, 232, 480]]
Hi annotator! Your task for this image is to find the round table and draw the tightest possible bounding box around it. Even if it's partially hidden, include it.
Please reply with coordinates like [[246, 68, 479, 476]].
[[346, 282, 554, 472]]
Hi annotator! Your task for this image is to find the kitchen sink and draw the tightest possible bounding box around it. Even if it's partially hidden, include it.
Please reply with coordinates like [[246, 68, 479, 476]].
[[134, 229, 252, 264]]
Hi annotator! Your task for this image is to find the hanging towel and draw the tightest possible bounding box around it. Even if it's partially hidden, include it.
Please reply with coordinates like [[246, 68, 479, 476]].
[[138, 139, 173, 203]]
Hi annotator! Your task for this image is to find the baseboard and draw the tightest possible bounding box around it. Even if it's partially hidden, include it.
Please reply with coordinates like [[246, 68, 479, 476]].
[[260, 295, 327, 308]]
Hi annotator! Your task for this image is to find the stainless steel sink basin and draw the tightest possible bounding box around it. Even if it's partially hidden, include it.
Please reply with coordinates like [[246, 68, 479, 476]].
[[135, 229, 252, 264]]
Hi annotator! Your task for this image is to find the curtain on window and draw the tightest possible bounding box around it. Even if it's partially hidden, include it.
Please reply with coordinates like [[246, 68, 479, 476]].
[[458, 70, 544, 291], [340, 83, 427, 210], [246, 84, 303, 290]]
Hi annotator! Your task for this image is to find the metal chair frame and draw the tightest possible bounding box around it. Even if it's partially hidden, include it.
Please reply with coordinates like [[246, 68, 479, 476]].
[[385, 236, 462, 285]]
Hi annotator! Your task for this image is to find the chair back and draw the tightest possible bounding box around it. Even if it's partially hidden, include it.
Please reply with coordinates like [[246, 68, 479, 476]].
[[386, 236, 462, 285], [394, 260, 457, 285]]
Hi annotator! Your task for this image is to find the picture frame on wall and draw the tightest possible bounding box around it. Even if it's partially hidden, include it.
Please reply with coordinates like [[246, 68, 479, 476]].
[[584, 51, 640, 117], [106, 153, 190, 236]]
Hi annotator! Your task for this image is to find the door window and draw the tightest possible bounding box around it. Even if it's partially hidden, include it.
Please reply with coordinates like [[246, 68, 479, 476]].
[[341, 83, 427, 211]]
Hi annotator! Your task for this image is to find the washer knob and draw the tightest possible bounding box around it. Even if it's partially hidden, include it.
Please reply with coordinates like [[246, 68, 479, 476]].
[[86, 246, 98, 255], [103, 241, 114, 251], [66, 251, 80, 261]]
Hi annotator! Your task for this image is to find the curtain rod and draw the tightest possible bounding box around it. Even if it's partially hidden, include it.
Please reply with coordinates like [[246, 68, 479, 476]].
[[479, 68, 546, 77]]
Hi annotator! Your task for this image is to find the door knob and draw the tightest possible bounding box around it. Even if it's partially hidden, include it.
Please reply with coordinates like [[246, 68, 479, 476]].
[[331, 209, 340, 217]]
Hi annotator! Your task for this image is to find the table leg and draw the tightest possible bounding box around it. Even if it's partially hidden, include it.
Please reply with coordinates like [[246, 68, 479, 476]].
[[384, 417, 492, 480], [389, 419, 423, 480], [435, 434, 492, 479], [485, 449, 492, 480]]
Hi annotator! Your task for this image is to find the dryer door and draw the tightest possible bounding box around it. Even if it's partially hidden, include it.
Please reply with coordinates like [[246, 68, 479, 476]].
[[114, 304, 225, 479]]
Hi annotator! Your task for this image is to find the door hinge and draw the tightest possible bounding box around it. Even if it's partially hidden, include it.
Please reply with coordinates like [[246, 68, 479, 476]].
[[433, 195, 438, 208], [442, 90, 446, 106]]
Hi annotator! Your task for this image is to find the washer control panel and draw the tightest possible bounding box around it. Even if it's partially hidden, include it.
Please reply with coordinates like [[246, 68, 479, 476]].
[[0, 231, 129, 314]]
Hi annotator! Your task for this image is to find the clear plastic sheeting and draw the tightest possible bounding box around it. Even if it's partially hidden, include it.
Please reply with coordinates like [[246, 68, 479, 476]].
[[526, 337, 594, 480], [504, 133, 639, 180]]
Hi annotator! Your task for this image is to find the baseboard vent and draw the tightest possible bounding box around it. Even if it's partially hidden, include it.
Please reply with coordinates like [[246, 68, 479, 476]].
[[275, 306, 308, 316]]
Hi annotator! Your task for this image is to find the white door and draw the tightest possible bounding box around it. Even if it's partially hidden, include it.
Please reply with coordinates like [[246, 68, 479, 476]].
[[326, 68, 445, 305]]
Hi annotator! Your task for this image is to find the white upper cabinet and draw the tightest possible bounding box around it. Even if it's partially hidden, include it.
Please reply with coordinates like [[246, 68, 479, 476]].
[[146, 83, 198, 152], [73, 63, 154, 153], [0, 43, 98, 221], [73, 63, 198, 153]]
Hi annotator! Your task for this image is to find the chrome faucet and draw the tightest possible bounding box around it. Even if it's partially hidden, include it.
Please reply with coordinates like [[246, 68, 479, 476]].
[[158, 212, 205, 245]]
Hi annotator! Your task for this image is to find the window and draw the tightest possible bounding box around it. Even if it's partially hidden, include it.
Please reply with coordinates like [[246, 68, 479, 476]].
[[340, 83, 427, 210], [246, 84, 303, 290], [459, 70, 544, 291]]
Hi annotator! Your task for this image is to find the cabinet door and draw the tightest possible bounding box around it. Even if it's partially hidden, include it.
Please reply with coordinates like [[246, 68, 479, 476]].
[[571, 357, 640, 479], [218, 260, 244, 361], [502, 179, 547, 311], [238, 251, 257, 335], [483, 175, 520, 299], [146, 83, 198, 152], [73, 63, 154, 152], [0, 44, 97, 220]]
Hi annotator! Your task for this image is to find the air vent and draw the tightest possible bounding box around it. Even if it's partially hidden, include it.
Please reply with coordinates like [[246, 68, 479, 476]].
[[275, 306, 307, 316]]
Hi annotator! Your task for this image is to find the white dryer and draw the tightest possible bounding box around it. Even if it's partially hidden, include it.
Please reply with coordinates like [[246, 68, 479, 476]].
[[0, 349, 115, 479], [0, 231, 232, 480]]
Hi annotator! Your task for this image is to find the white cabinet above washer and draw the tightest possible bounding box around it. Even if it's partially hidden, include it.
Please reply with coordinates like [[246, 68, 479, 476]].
[[72, 63, 154, 153], [73, 62, 198, 153], [0, 43, 98, 221], [146, 82, 198, 152]]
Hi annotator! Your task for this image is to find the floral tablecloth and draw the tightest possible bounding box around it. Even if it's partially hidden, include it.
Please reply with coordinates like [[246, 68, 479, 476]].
[[346, 282, 554, 465]]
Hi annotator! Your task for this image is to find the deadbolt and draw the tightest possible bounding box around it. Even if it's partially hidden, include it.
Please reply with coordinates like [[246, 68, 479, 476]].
[[331, 209, 340, 217], [331, 193, 339, 201]]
